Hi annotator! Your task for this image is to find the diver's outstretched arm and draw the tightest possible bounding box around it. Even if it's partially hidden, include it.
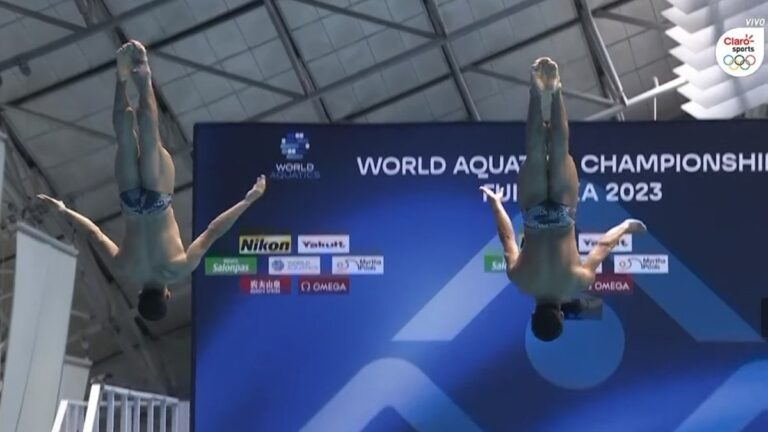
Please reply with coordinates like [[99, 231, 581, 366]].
[[480, 186, 520, 272], [37, 194, 119, 259], [582, 219, 647, 273], [183, 176, 266, 272]]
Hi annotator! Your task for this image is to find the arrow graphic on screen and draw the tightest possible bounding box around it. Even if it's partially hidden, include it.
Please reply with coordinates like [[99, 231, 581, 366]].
[[675, 360, 768, 431], [301, 358, 482, 432], [393, 220, 520, 342]]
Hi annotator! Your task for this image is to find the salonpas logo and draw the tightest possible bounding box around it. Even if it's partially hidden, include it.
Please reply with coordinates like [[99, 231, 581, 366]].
[[205, 257, 257, 275], [484, 255, 506, 273], [716, 27, 764, 77]]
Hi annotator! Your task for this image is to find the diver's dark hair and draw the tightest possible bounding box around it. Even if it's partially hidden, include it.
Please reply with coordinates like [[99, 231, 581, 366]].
[[138, 286, 167, 321], [531, 303, 563, 342]]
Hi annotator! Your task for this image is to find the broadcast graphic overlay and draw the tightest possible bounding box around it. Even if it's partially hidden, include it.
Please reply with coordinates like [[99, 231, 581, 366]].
[[193, 122, 767, 432], [716, 25, 765, 77]]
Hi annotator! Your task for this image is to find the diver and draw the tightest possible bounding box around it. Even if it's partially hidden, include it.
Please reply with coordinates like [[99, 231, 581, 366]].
[[38, 40, 266, 321], [481, 57, 646, 341]]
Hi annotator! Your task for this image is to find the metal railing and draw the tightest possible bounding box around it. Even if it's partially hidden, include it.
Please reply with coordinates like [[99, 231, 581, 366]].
[[52, 384, 181, 432], [52, 400, 88, 432]]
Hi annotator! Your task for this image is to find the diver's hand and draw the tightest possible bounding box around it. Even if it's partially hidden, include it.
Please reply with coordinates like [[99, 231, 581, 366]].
[[245, 175, 266, 204], [623, 218, 647, 234], [37, 194, 66, 212], [480, 186, 503, 204]]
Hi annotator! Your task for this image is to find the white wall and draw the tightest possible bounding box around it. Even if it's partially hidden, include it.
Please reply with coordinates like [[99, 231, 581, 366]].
[[0, 225, 78, 432], [58, 356, 92, 402]]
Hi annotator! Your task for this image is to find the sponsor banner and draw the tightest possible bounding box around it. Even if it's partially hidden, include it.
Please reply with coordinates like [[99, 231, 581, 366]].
[[269, 256, 321, 275], [614, 254, 669, 274], [298, 235, 350, 254], [484, 255, 506, 273], [587, 274, 634, 295], [578, 233, 632, 253], [298, 277, 350, 295], [332, 256, 384, 275], [579, 255, 603, 274], [205, 257, 257, 275], [239, 235, 291, 255], [239, 276, 291, 295]]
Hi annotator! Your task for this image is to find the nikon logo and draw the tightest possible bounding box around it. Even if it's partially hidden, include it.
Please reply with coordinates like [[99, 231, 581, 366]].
[[239, 235, 292, 255]]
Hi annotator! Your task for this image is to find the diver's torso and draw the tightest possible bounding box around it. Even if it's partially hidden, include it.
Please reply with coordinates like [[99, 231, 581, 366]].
[[114, 206, 186, 284], [510, 225, 584, 299]]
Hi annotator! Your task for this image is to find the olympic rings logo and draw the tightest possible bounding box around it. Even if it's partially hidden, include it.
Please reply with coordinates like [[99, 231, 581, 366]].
[[722, 54, 757, 71]]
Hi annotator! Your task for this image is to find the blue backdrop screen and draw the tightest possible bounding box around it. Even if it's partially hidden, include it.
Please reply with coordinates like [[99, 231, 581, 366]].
[[193, 121, 768, 432]]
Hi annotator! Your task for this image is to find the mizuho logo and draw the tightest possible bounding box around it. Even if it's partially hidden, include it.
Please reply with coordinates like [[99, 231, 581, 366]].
[[239, 235, 291, 255]]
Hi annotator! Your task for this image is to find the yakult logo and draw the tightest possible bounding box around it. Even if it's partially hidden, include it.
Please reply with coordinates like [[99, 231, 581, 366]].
[[298, 235, 350, 254], [716, 27, 764, 77], [578, 233, 632, 253]]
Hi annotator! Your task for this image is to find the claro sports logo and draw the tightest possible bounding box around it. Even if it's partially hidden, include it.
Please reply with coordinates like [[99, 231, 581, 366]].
[[239, 235, 291, 254], [716, 27, 764, 77]]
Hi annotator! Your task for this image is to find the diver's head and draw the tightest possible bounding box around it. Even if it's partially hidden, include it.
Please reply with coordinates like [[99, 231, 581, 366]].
[[138, 284, 171, 321], [531, 302, 564, 342]]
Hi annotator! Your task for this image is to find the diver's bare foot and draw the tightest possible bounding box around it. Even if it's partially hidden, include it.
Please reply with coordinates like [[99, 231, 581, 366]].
[[127, 40, 151, 87], [115, 42, 133, 82], [531, 57, 561, 93], [531, 57, 561, 122]]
